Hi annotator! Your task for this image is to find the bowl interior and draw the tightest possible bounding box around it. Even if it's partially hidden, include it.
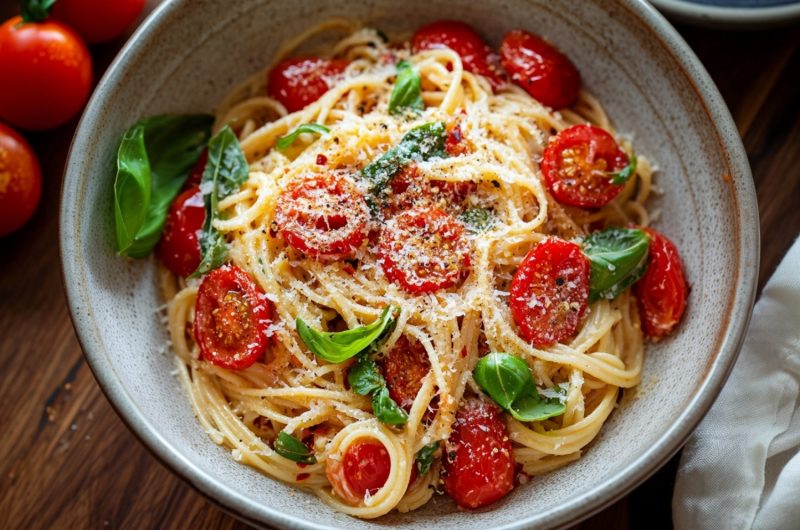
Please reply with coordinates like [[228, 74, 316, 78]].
[[61, 0, 757, 528]]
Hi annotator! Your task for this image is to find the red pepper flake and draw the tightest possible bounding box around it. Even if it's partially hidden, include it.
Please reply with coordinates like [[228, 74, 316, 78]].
[[316, 154, 328, 166], [460, 347, 467, 358], [296, 473, 310, 481], [342, 263, 356, 275]]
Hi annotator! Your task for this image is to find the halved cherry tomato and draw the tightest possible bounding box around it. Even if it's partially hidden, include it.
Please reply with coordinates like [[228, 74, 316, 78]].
[[0, 123, 42, 237], [184, 148, 208, 189], [383, 163, 475, 218], [540, 124, 630, 208], [51, 0, 145, 44], [378, 336, 431, 412], [0, 17, 93, 130], [194, 265, 275, 370], [267, 57, 349, 113], [443, 398, 515, 509], [634, 228, 688, 339], [156, 185, 205, 277], [326, 439, 391, 505], [274, 174, 370, 259], [509, 238, 590, 346], [412, 20, 504, 90], [378, 207, 470, 294], [500, 29, 580, 110]]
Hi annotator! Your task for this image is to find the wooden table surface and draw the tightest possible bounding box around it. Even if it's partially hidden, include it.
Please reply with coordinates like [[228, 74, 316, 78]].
[[2, 2, 799, 528]]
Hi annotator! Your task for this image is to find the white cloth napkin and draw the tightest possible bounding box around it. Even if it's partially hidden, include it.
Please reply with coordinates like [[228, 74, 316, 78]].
[[673, 237, 800, 530]]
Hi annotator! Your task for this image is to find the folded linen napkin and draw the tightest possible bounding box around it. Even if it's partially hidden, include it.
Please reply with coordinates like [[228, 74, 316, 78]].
[[673, 237, 800, 530]]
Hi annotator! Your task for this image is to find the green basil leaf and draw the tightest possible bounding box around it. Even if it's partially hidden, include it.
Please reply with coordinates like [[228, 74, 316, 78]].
[[371, 385, 409, 426], [609, 154, 638, 185], [20, 0, 57, 22], [274, 431, 317, 464], [584, 227, 650, 303], [191, 125, 249, 277], [389, 60, 424, 116], [276, 123, 330, 150], [459, 208, 494, 233], [347, 358, 385, 396], [415, 441, 440, 475], [114, 114, 214, 258], [473, 352, 536, 410], [507, 385, 567, 423], [296, 306, 398, 363]]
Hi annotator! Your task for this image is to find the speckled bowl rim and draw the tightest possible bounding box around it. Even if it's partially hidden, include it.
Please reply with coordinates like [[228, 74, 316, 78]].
[[60, 0, 759, 528], [650, 0, 800, 28]]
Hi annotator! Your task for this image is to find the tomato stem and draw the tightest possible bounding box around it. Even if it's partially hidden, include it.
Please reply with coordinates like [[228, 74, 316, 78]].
[[20, 0, 58, 23]]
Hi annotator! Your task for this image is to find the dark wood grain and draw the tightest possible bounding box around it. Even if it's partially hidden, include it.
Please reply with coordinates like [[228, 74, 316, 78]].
[[1, 2, 799, 527]]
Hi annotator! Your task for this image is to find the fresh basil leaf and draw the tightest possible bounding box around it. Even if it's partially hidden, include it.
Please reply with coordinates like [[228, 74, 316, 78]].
[[20, 0, 57, 22], [191, 125, 249, 277], [360, 122, 447, 195], [584, 227, 650, 303], [609, 154, 638, 185], [114, 114, 214, 258], [276, 123, 330, 150], [415, 442, 440, 475], [473, 352, 536, 410], [507, 385, 567, 423], [274, 431, 317, 464], [347, 358, 385, 396], [296, 306, 398, 363], [371, 385, 409, 426], [389, 60, 424, 116], [459, 208, 494, 233]]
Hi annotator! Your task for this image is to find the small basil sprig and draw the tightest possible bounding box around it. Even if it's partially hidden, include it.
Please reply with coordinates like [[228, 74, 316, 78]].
[[348, 358, 408, 425], [459, 208, 494, 233], [583, 227, 650, 303], [296, 306, 398, 363], [473, 352, 567, 422], [114, 114, 214, 258], [609, 153, 638, 185], [276, 123, 330, 150], [415, 441, 440, 475], [389, 60, 424, 116], [191, 126, 250, 277], [274, 431, 317, 464]]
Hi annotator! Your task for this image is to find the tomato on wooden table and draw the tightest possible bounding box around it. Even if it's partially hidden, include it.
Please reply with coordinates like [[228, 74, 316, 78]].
[[634, 228, 688, 339], [540, 124, 631, 209], [509, 238, 590, 347], [378, 335, 431, 412], [274, 174, 370, 258], [326, 439, 392, 505], [267, 57, 349, 113], [156, 185, 205, 277], [412, 20, 504, 90], [443, 398, 515, 509], [378, 207, 471, 294], [0, 123, 42, 237], [500, 29, 580, 110], [194, 265, 276, 370], [52, 0, 145, 43], [0, 17, 92, 130]]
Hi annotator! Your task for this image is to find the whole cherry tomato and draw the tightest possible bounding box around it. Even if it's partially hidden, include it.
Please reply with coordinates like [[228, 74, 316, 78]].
[[156, 185, 205, 277], [0, 123, 42, 237], [326, 439, 392, 505], [51, 0, 146, 44], [267, 57, 349, 113]]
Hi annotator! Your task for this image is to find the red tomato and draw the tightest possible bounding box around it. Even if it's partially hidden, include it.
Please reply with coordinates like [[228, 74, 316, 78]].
[[634, 228, 688, 339], [443, 398, 515, 509], [274, 174, 370, 258], [509, 238, 590, 347], [184, 149, 208, 188], [0, 17, 92, 130], [51, 0, 145, 44], [540, 124, 630, 208], [326, 439, 391, 505], [194, 265, 276, 370], [156, 185, 205, 277], [378, 336, 431, 412], [500, 29, 580, 110], [412, 20, 504, 90], [378, 207, 471, 294], [267, 57, 348, 113], [383, 164, 475, 218], [0, 123, 42, 237]]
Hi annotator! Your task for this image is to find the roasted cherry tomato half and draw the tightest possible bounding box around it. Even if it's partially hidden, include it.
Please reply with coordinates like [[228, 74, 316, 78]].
[[634, 228, 688, 339], [443, 398, 515, 509], [378, 207, 471, 294], [51, 0, 146, 44], [326, 439, 392, 505], [274, 174, 370, 259], [267, 57, 349, 113], [383, 164, 475, 218], [500, 29, 580, 110], [378, 335, 431, 412], [156, 185, 205, 277], [0, 17, 93, 130], [412, 20, 504, 90], [194, 265, 276, 370], [509, 238, 590, 347], [0, 123, 42, 237], [541, 124, 630, 209]]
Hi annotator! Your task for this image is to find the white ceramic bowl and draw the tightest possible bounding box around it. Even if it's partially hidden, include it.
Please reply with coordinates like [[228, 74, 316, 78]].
[[60, 1, 759, 528]]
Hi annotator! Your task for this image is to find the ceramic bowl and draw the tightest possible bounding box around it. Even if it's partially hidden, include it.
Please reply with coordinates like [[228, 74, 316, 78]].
[[650, 0, 800, 28], [60, 0, 759, 528]]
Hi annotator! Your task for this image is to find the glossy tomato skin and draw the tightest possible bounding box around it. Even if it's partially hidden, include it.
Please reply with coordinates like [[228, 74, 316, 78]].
[[267, 57, 348, 113], [52, 0, 145, 44], [0, 123, 42, 237], [378, 336, 431, 412], [541, 124, 629, 209], [443, 398, 515, 509], [194, 265, 275, 370], [500, 29, 580, 110], [184, 148, 208, 188], [412, 20, 504, 89], [156, 185, 205, 277], [634, 228, 688, 339], [0, 17, 92, 130], [509, 238, 590, 347], [326, 439, 392, 505]]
